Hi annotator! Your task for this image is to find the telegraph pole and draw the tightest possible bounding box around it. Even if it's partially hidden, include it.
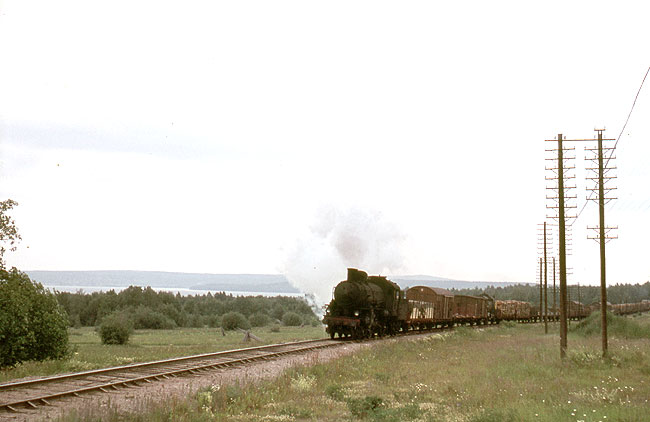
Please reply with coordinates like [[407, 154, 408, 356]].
[[547, 130, 615, 359], [539, 258, 543, 323], [544, 222, 549, 333], [553, 257, 557, 321], [546, 134, 571, 358], [586, 128, 617, 356]]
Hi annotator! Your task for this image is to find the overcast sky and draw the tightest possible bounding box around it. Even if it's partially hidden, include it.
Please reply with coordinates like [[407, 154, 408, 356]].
[[1, 1, 649, 300]]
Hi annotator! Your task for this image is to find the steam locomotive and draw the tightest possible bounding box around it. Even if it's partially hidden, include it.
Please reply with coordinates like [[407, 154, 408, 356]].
[[322, 268, 650, 340], [322, 268, 492, 339]]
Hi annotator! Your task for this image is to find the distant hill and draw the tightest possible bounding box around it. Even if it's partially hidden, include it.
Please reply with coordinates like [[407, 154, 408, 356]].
[[391, 275, 530, 290], [25, 270, 528, 294], [26, 270, 301, 293]]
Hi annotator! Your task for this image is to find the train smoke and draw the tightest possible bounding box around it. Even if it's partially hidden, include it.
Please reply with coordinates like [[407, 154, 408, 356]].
[[283, 206, 406, 307]]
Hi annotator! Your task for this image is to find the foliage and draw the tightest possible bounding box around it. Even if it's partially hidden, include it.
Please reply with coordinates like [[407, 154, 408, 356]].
[[248, 312, 270, 327], [0, 268, 69, 367], [220, 311, 250, 331], [130, 305, 177, 329], [453, 281, 650, 306], [98, 311, 133, 345], [281, 311, 302, 326], [55, 286, 318, 330], [0, 199, 21, 269]]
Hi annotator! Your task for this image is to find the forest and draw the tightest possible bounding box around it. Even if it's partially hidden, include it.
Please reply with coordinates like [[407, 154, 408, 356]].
[[55, 286, 320, 330], [452, 281, 650, 306]]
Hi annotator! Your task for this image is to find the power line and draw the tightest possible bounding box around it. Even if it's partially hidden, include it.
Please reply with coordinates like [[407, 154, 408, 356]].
[[573, 66, 650, 224]]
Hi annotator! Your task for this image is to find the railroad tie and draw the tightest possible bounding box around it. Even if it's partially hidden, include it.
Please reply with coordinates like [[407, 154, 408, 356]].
[[26, 401, 38, 409]]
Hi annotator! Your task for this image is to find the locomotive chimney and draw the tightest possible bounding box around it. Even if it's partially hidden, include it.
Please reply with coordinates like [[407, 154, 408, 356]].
[[347, 268, 368, 283]]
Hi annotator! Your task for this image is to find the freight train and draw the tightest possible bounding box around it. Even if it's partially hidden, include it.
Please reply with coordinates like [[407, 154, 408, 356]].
[[322, 268, 650, 339]]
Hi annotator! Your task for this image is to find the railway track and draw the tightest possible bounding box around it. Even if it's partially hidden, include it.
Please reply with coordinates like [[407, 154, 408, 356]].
[[0, 338, 340, 414], [0, 323, 501, 416]]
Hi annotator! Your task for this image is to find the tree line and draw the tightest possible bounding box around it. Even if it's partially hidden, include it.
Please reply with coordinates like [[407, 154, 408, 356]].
[[451, 282, 650, 306], [55, 286, 321, 330]]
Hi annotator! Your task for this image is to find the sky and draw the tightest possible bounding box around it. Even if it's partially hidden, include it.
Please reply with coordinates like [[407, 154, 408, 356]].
[[1, 1, 649, 302]]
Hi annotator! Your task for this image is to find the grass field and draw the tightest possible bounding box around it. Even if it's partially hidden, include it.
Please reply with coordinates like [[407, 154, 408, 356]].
[[0, 325, 328, 383], [57, 312, 650, 422]]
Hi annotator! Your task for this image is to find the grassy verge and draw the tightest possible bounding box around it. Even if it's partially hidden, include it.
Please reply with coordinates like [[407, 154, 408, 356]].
[[0, 325, 327, 383], [58, 313, 650, 422]]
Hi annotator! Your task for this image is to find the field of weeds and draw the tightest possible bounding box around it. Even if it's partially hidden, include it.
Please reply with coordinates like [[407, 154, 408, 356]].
[[59, 313, 650, 421]]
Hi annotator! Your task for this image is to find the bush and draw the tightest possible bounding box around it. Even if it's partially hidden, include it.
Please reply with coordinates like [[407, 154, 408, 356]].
[[221, 311, 251, 331], [0, 268, 69, 367], [98, 312, 133, 345], [131, 305, 177, 329], [282, 311, 302, 326], [249, 312, 270, 327]]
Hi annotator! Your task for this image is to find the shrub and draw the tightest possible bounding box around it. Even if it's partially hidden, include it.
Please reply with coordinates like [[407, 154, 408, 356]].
[[282, 311, 303, 326], [98, 312, 133, 345], [270, 325, 280, 333], [221, 311, 251, 331], [0, 268, 69, 367], [131, 305, 177, 329], [249, 312, 270, 327]]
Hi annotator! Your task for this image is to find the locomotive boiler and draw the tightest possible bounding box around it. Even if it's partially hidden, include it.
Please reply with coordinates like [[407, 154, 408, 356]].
[[323, 268, 407, 339]]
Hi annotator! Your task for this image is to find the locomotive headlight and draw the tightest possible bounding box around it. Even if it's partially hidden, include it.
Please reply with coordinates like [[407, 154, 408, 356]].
[[354, 310, 359, 317]]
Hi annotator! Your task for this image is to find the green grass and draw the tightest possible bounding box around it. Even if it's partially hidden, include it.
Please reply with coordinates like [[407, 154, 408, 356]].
[[0, 325, 327, 383], [572, 311, 650, 339], [59, 316, 650, 422]]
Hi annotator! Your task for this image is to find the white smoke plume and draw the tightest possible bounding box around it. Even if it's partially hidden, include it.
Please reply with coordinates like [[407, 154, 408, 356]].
[[282, 206, 406, 307]]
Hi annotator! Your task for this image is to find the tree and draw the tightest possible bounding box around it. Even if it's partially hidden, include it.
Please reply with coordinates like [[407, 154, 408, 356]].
[[0, 200, 69, 367], [0, 268, 69, 367], [0, 199, 21, 269]]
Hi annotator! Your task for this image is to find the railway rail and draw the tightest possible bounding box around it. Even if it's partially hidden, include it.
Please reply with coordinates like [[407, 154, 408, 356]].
[[0, 338, 339, 414], [0, 322, 512, 416]]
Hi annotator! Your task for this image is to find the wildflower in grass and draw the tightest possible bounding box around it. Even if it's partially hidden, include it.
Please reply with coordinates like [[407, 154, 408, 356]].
[[290, 374, 316, 392]]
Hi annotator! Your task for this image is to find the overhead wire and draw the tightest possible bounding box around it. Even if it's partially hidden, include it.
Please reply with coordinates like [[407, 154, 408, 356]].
[[569, 65, 650, 226]]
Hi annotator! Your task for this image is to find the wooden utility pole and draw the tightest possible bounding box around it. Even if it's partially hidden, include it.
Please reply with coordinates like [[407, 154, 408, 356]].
[[545, 134, 576, 358], [544, 221, 549, 334], [539, 258, 543, 323], [547, 130, 615, 359], [586, 129, 617, 356], [557, 134, 568, 357], [553, 257, 556, 322]]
